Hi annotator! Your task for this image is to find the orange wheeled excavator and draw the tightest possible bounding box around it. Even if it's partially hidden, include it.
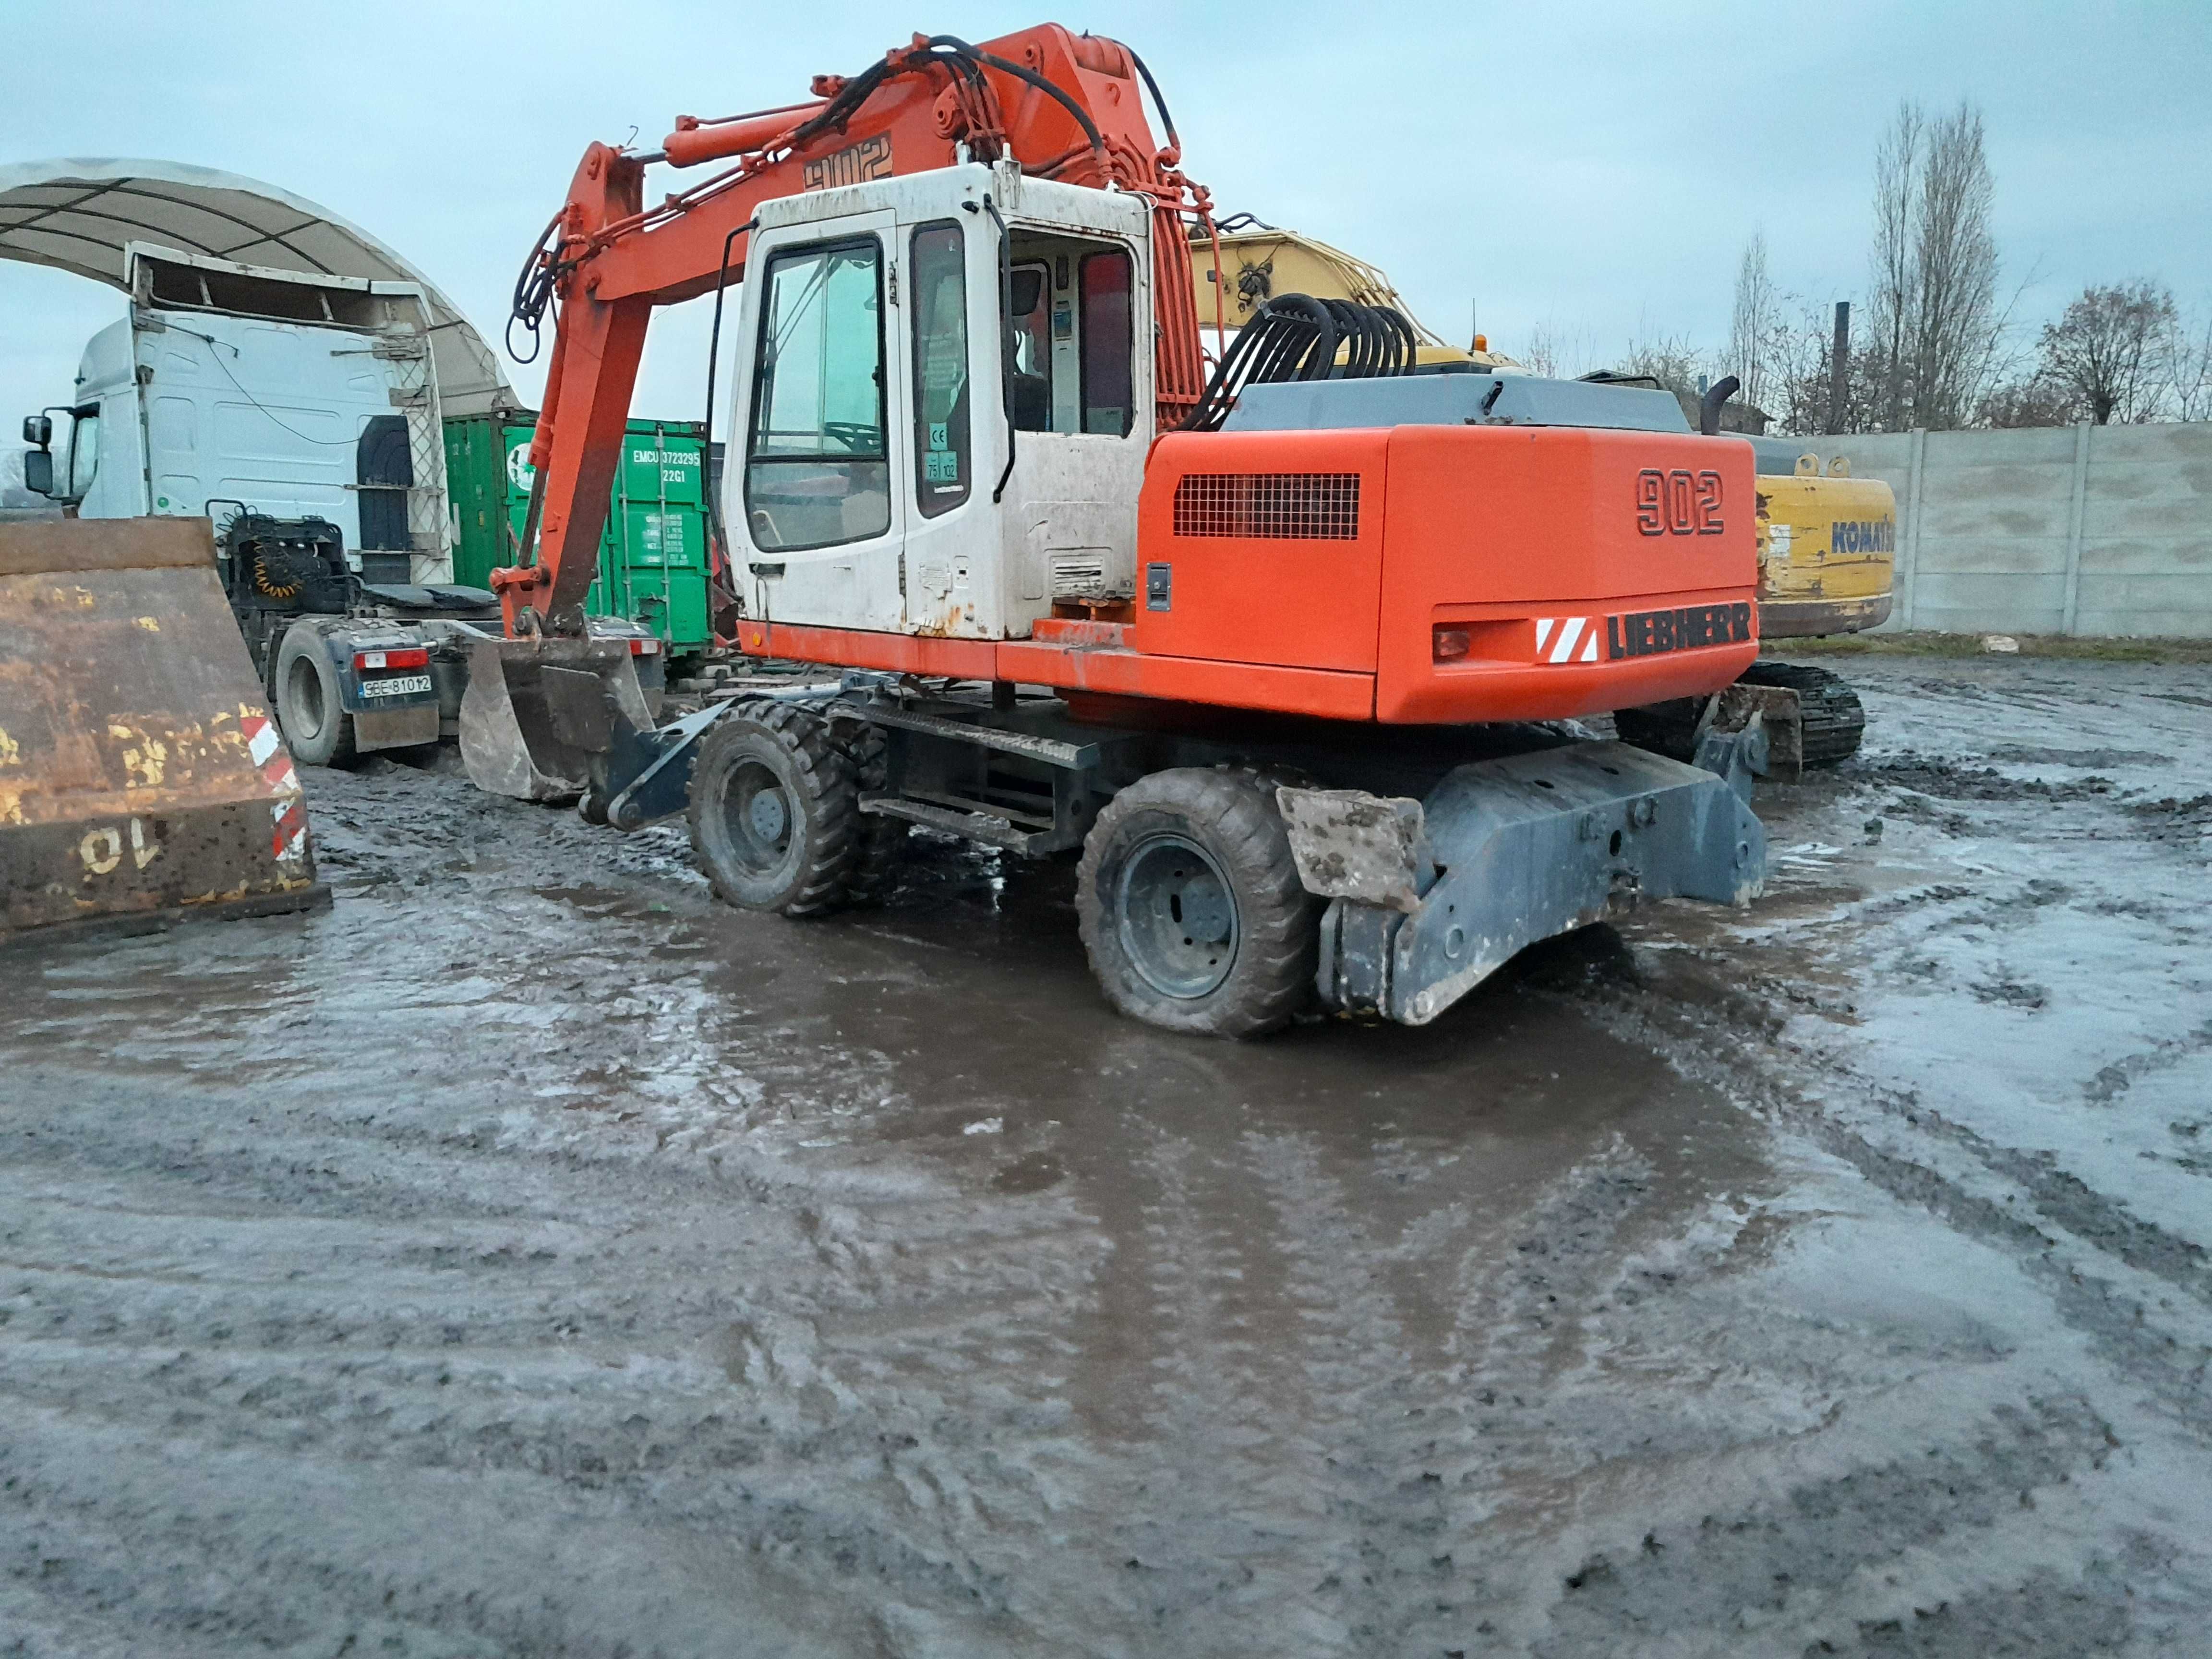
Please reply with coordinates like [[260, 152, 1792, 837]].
[[465, 24, 1773, 1035]]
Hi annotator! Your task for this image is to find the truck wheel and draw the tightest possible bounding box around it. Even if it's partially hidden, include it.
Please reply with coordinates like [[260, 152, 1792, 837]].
[[831, 717, 909, 906], [1077, 768, 1319, 1038], [686, 699, 860, 916], [274, 624, 357, 768]]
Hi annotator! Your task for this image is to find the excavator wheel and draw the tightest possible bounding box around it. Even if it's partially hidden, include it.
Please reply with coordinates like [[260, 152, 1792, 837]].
[[1737, 661, 1866, 767], [1077, 768, 1320, 1039], [830, 715, 909, 907], [686, 698, 862, 917], [273, 621, 359, 769]]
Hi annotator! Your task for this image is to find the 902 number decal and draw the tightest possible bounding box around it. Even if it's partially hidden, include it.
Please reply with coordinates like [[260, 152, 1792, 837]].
[[1635, 468, 1724, 536], [802, 134, 893, 191]]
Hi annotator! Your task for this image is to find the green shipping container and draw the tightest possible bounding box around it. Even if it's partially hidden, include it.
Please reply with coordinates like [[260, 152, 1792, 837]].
[[444, 415, 713, 662]]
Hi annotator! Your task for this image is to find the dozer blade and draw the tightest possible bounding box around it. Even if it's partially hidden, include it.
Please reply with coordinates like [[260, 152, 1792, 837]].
[[0, 518, 329, 940], [458, 636, 658, 802]]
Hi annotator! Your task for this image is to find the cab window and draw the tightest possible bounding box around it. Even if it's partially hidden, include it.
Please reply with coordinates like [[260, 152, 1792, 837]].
[[745, 238, 889, 552], [1010, 263, 1052, 433], [1002, 235, 1136, 438], [1079, 251, 1133, 437], [67, 407, 100, 497], [910, 222, 970, 517]]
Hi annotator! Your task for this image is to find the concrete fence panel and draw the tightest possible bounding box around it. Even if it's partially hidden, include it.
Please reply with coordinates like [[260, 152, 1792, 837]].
[[1813, 421, 2212, 638]]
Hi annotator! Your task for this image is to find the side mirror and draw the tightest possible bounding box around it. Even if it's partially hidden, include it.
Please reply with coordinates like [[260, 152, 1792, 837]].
[[22, 448, 53, 495], [22, 414, 51, 447]]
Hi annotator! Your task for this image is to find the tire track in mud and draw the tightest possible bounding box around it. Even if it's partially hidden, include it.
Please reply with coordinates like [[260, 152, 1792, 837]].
[[1605, 986, 2212, 1415], [1233, 1132, 1441, 1653], [1404, 1033, 2207, 1656], [0, 1064, 1114, 1653], [2, 1397, 896, 1659], [1075, 1122, 1345, 1652], [1529, 1395, 2152, 1657]]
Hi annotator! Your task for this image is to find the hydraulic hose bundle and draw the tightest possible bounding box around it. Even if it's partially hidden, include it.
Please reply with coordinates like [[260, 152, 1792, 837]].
[[1178, 295, 1419, 432]]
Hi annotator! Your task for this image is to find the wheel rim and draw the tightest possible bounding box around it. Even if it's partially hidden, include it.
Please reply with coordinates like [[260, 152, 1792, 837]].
[[285, 655, 326, 740], [718, 757, 796, 877], [1116, 832, 1238, 999]]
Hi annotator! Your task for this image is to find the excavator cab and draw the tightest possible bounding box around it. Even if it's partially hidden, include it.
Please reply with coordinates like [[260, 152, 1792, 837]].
[[726, 160, 1150, 641]]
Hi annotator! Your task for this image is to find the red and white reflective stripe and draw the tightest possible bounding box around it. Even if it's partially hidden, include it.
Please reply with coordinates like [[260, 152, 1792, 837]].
[[629, 637, 661, 655], [270, 794, 308, 862], [242, 712, 300, 796], [1533, 616, 1600, 665]]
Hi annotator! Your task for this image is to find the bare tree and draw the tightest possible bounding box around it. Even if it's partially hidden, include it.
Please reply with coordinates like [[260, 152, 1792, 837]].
[[1976, 376, 2083, 428], [2161, 301, 2212, 422], [1728, 230, 1780, 413], [2038, 280, 2178, 423], [1773, 300, 1883, 435], [1612, 332, 1707, 398], [1518, 325, 1561, 380], [1859, 99, 2010, 430], [1518, 321, 1599, 381], [1866, 102, 1923, 429], [1910, 102, 2005, 429]]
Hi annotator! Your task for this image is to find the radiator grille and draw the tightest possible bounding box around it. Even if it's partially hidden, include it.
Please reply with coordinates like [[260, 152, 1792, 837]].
[[1172, 472, 1361, 541]]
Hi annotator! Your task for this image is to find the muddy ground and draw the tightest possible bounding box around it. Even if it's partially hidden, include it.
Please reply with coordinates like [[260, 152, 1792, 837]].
[[2, 657, 2209, 1657]]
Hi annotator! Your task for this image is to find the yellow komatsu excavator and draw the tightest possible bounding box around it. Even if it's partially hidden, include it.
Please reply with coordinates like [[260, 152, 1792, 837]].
[[1190, 218, 1520, 371], [1189, 222, 1895, 767]]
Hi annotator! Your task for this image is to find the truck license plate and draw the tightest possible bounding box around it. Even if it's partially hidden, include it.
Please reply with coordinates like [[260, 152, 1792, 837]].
[[361, 673, 433, 698]]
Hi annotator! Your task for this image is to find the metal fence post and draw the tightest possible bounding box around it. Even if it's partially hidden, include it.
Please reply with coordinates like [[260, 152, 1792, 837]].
[[2060, 421, 2092, 637]]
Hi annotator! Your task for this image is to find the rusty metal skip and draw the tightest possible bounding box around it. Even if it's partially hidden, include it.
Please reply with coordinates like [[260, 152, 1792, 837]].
[[0, 518, 330, 939]]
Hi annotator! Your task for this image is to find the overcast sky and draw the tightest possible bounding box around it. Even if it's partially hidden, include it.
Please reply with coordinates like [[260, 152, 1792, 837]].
[[4, 0, 2208, 425]]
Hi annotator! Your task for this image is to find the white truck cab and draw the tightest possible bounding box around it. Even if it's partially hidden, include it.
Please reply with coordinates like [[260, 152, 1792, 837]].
[[22, 242, 454, 584]]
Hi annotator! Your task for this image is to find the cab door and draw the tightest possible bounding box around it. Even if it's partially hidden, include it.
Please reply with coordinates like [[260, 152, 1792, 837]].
[[893, 209, 992, 636], [733, 209, 905, 632]]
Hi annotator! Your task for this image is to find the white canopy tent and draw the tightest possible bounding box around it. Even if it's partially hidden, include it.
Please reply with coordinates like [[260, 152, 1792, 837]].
[[0, 158, 517, 418]]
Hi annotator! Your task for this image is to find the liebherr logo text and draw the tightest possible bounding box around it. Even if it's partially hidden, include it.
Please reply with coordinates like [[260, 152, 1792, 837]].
[[1635, 468, 1725, 536], [1607, 602, 1753, 659], [802, 135, 893, 191]]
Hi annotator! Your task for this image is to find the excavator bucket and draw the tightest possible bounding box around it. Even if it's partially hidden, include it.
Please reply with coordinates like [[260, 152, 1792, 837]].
[[0, 518, 328, 939], [457, 636, 661, 803]]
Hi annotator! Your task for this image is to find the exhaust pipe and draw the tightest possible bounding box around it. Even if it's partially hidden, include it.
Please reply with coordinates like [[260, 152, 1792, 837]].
[[1700, 374, 1742, 436]]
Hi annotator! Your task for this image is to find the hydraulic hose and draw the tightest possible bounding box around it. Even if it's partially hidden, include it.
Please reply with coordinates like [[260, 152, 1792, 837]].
[[922, 36, 1108, 161], [1120, 44, 1179, 152], [1176, 294, 1420, 432]]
